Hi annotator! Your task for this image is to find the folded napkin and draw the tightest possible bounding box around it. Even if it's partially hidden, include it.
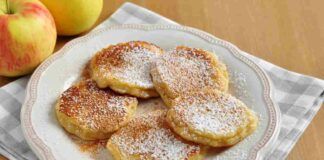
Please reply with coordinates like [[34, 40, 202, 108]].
[[0, 2, 323, 160]]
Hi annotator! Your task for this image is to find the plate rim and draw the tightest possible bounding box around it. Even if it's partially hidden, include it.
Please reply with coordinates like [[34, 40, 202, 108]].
[[21, 24, 280, 160]]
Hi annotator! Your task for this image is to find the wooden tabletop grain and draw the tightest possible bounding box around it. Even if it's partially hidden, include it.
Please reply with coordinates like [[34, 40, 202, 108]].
[[0, 0, 323, 159]]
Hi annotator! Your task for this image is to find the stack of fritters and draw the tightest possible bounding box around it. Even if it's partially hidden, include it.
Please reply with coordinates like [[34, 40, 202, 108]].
[[56, 41, 258, 160]]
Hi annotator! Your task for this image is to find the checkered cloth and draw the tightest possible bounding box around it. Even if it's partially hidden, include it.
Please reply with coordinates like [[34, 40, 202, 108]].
[[0, 2, 323, 160]]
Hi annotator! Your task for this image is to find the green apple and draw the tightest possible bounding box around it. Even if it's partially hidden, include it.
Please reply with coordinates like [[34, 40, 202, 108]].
[[0, 0, 57, 77], [40, 0, 103, 36]]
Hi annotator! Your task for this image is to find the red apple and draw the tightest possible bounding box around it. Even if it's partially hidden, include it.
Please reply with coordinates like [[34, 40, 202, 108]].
[[0, 0, 56, 77]]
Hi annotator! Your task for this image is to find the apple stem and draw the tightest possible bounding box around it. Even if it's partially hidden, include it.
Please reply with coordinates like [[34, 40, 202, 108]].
[[6, 0, 11, 14]]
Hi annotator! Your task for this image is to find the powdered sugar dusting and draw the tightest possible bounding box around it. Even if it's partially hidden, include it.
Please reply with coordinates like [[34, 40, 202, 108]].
[[59, 80, 137, 131], [174, 92, 248, 134], [109, 111, 201, 159], [95, 41, 162, 88], [151, 46, 227, 96], [229, 70, 249, 101], [112, 47, 159, 88]]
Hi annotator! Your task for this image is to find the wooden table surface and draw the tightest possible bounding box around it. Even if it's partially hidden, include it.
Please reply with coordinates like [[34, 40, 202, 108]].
[[0, 0, 323, 159]]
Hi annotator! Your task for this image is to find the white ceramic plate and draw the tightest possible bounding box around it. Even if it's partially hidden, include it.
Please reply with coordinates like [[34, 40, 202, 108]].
[[21, 24, 280, 160]]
